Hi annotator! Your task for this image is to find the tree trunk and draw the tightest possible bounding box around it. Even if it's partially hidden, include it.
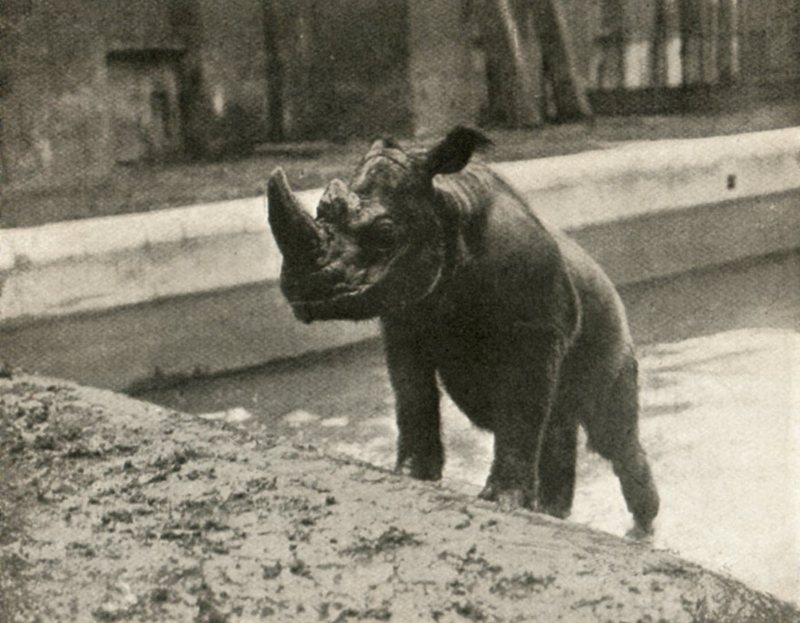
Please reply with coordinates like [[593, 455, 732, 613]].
[[529, 0, 593, 120]]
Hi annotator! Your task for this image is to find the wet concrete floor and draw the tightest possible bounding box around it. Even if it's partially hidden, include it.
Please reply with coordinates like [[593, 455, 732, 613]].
[[140, 250, 800, 603]]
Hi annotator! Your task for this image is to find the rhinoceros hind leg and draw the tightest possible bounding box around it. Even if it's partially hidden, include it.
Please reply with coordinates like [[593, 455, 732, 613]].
[[586, 358, 660, 534]]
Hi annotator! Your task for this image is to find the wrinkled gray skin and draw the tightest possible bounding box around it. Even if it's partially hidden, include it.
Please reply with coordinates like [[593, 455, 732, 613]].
[[267, 127, 659, 535]]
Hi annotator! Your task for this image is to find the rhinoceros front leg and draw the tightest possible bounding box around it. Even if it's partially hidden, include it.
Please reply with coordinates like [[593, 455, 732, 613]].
[[478, 326, 568, 510], [382, 319, 444, 481]]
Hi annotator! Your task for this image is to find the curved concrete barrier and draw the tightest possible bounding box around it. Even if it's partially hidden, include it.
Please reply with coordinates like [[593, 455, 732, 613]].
[[1, 128, 798, 322], [1, 129, 798, 390], [495, 127, 800, 228]]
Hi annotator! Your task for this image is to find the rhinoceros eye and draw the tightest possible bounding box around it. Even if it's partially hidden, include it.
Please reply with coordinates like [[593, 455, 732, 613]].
[[365, 218, 398, 250]]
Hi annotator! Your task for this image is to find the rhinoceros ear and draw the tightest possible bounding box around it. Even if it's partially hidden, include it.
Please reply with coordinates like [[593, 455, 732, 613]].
[[424, 126, 492, 177]]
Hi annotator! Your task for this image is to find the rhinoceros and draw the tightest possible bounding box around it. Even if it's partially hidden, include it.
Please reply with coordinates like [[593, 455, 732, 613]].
[[266, 127, 659, 535]]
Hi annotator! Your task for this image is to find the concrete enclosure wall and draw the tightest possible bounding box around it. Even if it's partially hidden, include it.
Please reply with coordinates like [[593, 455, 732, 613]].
[[1, 129, 798, 390], [4, 126, 798, 320]]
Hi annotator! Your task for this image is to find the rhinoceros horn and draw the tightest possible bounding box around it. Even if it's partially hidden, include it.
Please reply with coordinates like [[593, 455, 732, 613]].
[[267, 168, 322, 266]]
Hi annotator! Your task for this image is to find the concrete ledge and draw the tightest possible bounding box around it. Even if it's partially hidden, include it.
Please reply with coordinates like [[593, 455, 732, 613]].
[[1, 129, 799, 389], [572, 189, 800, 285], [494, 127, 800, 229], [2, 128, 799, 322]]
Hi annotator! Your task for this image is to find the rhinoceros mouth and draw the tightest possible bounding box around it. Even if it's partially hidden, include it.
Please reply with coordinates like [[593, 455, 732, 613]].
[[288, 286, 377, 323]]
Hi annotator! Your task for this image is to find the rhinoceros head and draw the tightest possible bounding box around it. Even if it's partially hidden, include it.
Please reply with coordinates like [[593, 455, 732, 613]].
[[266, 127, 490, 322]]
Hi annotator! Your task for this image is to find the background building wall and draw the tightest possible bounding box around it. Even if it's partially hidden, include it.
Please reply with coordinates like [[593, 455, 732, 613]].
[[739, 0, 800, 83], [0, 0, 111, 190], [0, 0, 270, 189], [408, 0, 483, 137], [560, 0, 800, 91], [268, 0, 414, 141], [1, 0, 798, 193], [179, 0, 270, 157]]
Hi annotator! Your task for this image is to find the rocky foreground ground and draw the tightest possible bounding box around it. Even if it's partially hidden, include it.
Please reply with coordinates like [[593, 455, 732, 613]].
[[1, 374, 797, 622]]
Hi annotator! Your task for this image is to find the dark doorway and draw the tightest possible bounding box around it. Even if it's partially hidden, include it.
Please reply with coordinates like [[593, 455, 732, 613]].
[[107, 49, 184, 163]]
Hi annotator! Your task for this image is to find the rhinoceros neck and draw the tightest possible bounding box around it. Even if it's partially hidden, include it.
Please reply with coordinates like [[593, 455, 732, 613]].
[[432, 163, 500, 268]]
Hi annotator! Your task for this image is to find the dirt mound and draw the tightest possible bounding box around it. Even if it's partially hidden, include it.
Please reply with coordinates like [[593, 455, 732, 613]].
[[1, 375, 796, 622]]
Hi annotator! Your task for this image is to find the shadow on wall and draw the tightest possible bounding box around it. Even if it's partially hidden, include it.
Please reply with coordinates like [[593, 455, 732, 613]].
[[264, 0, 413, 143], [106, 50, 260, 165], [178, 67, 260, 162], [198, 101, 260, 161], [107, 49, 185, 165]]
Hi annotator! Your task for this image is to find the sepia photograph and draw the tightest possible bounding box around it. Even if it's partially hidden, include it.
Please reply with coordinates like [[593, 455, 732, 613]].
[[1, 0, 798, 620]]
